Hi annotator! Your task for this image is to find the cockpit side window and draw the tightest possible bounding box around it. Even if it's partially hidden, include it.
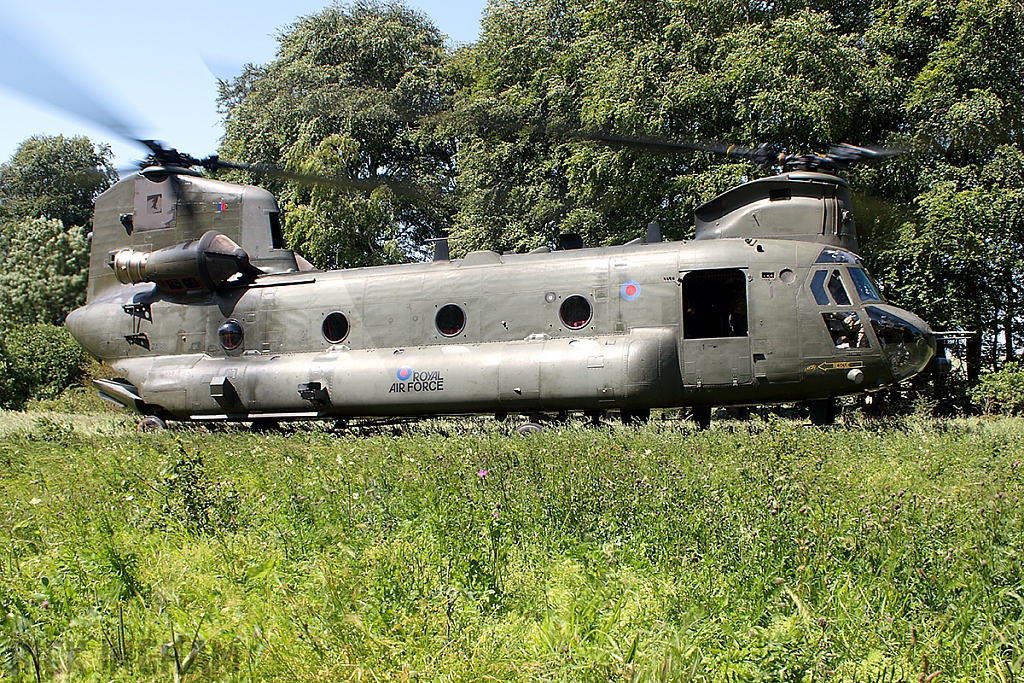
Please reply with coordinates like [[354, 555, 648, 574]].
[[827, 270, 852, 305], [822, 312, 870, 349], [810, 270, 830, 305]]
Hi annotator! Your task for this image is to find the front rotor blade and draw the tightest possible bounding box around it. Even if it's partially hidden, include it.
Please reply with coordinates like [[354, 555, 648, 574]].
[[565, 131, 788, 168]]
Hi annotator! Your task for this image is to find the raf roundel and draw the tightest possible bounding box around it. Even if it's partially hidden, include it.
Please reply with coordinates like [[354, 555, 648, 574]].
[[620, 280, 641, 301], [397, 366, 413, 381]]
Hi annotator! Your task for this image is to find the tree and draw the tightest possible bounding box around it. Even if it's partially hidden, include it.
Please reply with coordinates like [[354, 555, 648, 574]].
[[218, 0, 456, 268], [0, 134, 116, 228], [0, 217, 90, 328], [448, 0, 901, 253], [863, 0, 1024, 380], [0, 135, 115, 330]]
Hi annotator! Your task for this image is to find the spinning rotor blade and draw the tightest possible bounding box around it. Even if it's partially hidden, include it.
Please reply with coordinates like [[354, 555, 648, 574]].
[[569, 131, 783, 166], [205, 157, 424, 198], [521, 121, 904, 173], [0, 17, 145, 146]]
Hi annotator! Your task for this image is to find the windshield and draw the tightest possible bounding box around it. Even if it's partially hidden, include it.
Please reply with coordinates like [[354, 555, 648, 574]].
[[849, 267, 883, 302]]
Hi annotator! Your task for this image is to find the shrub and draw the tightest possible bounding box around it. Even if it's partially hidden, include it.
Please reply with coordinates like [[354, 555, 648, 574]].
[[969, 362, 1024, 414], [1, 323, 88, 408]]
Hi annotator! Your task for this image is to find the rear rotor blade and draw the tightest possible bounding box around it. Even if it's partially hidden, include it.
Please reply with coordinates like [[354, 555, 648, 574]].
[[0, 18, 145, 146], [208, 158, 425, 198]]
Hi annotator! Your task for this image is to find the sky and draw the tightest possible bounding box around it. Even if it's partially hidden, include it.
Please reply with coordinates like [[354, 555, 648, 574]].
[[0, 0, 487, 170]]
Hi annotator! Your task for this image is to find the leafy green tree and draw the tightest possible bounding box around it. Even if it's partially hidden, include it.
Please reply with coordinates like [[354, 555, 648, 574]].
[[863, 0, 1024, 380], [448, 0, 901, 253], [0, 134, 116, 228], [218, 0, 456, 268], [0, 217, 90, 328], [970, 361, 1024, 414]]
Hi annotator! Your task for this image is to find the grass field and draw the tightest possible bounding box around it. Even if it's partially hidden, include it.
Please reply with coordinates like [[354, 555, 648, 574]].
[[1, 406, 1022, 682]]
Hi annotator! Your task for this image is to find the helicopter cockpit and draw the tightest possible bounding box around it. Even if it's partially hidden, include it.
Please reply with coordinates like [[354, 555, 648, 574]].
[[810, 246, 934, 384]]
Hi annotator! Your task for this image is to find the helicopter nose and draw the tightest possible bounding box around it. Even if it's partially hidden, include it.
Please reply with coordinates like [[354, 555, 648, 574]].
[[864, 305, 936, 384]]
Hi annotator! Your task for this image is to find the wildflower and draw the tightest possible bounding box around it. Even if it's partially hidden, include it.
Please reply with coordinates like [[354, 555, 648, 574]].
[[477, 469, 489, 478]]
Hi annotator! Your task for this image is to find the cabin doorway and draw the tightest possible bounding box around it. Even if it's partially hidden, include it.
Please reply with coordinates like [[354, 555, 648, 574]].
[[681, 269, 753, 386]]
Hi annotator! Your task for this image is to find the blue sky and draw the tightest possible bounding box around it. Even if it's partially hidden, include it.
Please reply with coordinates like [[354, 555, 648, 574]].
[[0, 0, 487, 169]]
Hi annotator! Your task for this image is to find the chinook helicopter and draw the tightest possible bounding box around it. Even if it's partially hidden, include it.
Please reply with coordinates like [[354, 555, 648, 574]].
[[56, 131, 940, 432], [0, 16, 938, 431]]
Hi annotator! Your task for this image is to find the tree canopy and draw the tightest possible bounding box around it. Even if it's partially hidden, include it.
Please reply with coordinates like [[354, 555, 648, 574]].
[[0, 135, 115, 331], [0, 134, 116, 228], [218, 0, 457, 268], [210, 0, 1023, 380]]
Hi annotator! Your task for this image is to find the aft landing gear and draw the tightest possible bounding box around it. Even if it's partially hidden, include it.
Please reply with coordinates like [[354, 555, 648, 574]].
[[137, 415, 166, 434]]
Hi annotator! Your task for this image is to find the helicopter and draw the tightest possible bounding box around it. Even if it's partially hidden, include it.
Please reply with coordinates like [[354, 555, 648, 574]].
[[58, 133, 941, 432], [0, 17, 940, 431]]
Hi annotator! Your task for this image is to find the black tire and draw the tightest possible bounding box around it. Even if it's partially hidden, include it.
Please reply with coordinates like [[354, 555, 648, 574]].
[[808, 398, 838, 426], [250, 418, 281, 433], [515, 422, 543, 436], [692, 406, 712, 430], [137, 415, 166, 434]]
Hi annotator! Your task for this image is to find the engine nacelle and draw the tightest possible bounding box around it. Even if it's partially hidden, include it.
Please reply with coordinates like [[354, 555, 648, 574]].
[[109, 231, 259, 293]]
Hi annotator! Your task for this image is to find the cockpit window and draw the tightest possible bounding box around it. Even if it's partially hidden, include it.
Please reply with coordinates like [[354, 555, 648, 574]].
[[822, 312, 870, 349], [849, 267, 883, 302], [810, 270, 830, 305], [815, 247, 859, 264], [827, 270, 852, 306]]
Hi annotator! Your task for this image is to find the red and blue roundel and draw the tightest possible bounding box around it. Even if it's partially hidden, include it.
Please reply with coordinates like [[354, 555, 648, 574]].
[[396, 366, 413, 381], [620, 280, 641, 301]]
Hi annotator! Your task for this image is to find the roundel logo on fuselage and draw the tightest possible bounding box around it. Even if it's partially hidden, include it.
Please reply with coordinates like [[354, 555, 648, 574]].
[[620, 280, 641, 301], [397, 366, 413, 381]]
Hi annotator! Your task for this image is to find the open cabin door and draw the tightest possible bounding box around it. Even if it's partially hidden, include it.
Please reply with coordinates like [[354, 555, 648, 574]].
[[681, 269, 753, 387]]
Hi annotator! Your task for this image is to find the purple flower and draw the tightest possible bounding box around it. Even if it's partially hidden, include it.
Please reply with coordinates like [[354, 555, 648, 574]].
[[477, 469, 489, 478]]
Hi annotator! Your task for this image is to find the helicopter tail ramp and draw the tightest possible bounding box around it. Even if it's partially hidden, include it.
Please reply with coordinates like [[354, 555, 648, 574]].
[[87, 173, 298, 303]]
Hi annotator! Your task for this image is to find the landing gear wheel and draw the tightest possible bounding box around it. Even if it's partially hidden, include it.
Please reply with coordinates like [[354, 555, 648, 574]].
[[515, 422, 543, 436], [808, 398, 838, 426], [621, 408, 651, 425], [137, 415, 166, 434], [250, 418, 281, 433], [691, 407, 712, 430]]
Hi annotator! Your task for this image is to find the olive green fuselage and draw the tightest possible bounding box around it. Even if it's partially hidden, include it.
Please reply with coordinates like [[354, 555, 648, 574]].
[[67, 236, 929, 421]]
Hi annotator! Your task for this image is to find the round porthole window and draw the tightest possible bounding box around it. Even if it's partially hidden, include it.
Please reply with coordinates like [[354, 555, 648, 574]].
[[218, 319, 244, 350], [322, 312, 350, 343], [560, 295, 592, 329], [436, 304, 466, 337]]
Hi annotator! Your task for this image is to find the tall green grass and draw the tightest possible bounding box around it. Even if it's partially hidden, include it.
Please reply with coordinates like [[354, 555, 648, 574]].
[[1, 412, 1022, 681]]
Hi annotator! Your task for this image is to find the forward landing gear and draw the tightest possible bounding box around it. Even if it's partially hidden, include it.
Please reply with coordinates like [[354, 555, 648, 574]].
[[808, 398, 838, 426], [137, 415, 166, 433]]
